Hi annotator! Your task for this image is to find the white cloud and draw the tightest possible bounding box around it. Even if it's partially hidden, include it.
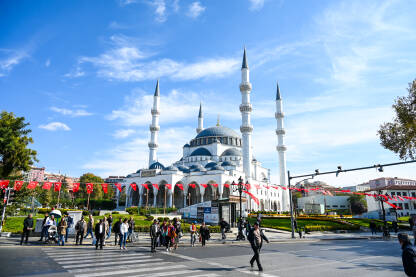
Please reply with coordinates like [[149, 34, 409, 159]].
[[50, 107, 93, 117], [0, 49, 28, 77], [64, 65, 85, 78], [187, 2, 205, 19], [39, 122, 71, 131], [172, 0, 180, 12], [45, 59, 50, 67], [118, 0, 137, 6], [76, 36, 239, 81], [152, 0, 167, 22], [113, 129, 136, 139], [249, 0, 264, 11]]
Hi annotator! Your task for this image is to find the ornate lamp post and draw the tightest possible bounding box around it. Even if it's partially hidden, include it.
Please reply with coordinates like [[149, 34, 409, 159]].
[[232, 176, 247, 241]]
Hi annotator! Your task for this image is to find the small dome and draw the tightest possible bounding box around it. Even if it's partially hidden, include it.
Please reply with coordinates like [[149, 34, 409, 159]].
[[205, 162, 218, 168], [177, 165, 190, 173], [211, 165, 225, 171], [149, 161, 165, 170], [221, 148, 242, 157], [196, 126, 241, 139], [190, 148, 212, 156], [136, 169, 141, 174], [165, 166, 178, 171], [190, 164, 205, 172], [221, 161, 236, 167], [183, 143, 190, 147]]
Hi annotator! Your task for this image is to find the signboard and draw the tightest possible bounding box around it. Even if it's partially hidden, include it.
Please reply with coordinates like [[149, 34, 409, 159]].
[[197, 207, 205, 221], [67, 211, 83, 235], [140, 170, 156, 177]]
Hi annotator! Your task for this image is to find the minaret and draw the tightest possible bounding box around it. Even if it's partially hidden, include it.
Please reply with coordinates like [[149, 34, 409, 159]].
[[240, 48, 253, 179], [148, 80, 160, 166], [275, 82, 289, 211], [196, 103, 203, 134]]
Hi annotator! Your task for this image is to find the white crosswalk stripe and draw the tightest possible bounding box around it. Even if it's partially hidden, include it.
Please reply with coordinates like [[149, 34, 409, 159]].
[[42, 248, 224, 277]]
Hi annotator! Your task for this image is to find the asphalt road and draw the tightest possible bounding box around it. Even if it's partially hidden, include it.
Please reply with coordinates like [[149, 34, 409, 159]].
[[0, 238, 405, 277]]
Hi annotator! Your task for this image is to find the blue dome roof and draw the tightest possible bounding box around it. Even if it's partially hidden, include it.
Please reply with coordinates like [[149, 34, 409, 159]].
[[136, 169, 141, 174], [177, 165, 190, 173], [149, 161, 165, 170], [191, 164, 206, 172], [221, 148, 242, 156], [183, 143, 190, 147], [211, 165, 225, 171], [196, 126, 241, 139], [190, 148, 212, 156], [205, 162, 218, 168], [165, 166, 178, 171], [221, 161, 236, 167]]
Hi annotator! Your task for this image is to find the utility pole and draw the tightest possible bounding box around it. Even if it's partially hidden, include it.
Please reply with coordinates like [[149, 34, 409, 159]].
[[288, 171, 295, 239]]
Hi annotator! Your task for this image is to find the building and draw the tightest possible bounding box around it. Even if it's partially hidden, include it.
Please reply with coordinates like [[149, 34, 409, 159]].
[[297, 195, 350, 212], [341, 183, 370, 192], [365, 185, 416, 219], [368, 177, 416, 189], [123, 49, 289, 213], [23, 167, 45, 182]]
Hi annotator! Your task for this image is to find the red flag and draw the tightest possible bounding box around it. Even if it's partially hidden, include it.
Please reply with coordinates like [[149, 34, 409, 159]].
[[130, 183, 137, 191], [245, 183, 251, 190], [27, 181, 38, 189], [115, 183, 122, 192], [243, 190, 259, 205], [86, 183, 93, 194], [224, 183, 230, 188], [153, 184, 159, 190], [141, 183, 149, 190], [341, 190, 351, 193], [166, 184, 172, 190], [14, 181, 24, 191], [72, 183, 80, 192], [176, 183, 184, 191], [102, 183, 108, 193], [385, 201, 399, 209], [212, 183, 218, 188], [281, 186, 287, 190], [0, 180, 10, 189], [54, 182, 62, 192], [189, 183, 196, 189], [264, 185, 270, 190], [254, 184, 262, 189], [201, 184, 208, 188], [398, 196, 405, 201], [42, 182, 52, 190]]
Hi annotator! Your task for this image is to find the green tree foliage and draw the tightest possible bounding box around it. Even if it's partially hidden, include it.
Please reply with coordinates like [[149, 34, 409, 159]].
[[79, 173, 104, 200], [0, 111, 38, 178], [378, 79, 416, 159], [348, 194, 368, 215]]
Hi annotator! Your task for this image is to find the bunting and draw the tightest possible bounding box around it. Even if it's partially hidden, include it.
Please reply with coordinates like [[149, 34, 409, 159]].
[[42, 182, 52, 190], [176, 183, 184, 191], [212, 183, 218, 188], [54, 182, 62, 192], [245, 183, 251, 190], [224, 183, 230, 188], [14, 180, 24, 191], [27, 181, 38, 189], [254, 184, 262, 189], [115, 183, 122, 192], [153, 184, 159, 190], [101, 183, 108, 193], [166, 184, 172, 190], [86, 183, 93, 194], [243, 190, 259, 205], [0, 180, 10, 189], [72, 183, 80, 192], [141, 183, 149, 190], [130, 183, 137, 191], [201, 184, 208, 188], [189, 183, 196, 189]]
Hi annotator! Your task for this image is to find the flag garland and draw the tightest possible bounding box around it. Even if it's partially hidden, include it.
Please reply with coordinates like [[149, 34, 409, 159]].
[[27, 181, 38, 189], [130, 183, 137, 191], [166, 184, 172, 190], [141, 183, 149, 190], [115, 183, 122, 192], [152, 184, 159, 190], [14, 180, 24, 191], [42, 182, 52, 190], [72, 183, 80, 192], [0, 180, 10, 189], [101, 183, 108, 193], [86, 183, 93, 194], [54, 182, 62, 192], [176, 183, 184, 191], [201, 184, 208, 188], [243, 190, 259, 205]]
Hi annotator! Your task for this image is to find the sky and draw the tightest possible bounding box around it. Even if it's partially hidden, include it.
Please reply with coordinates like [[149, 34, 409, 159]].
[[1, 0, 416, 187]]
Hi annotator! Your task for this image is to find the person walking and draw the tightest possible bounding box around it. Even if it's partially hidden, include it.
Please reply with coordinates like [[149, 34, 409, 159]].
[[166, 221, 176, 252], [199, 222, 210, 247], [95, 219, 105, 250], [113, 218, 122, 246], [370, 221, 377, 236], [75, 216, 87, 245], [119, 218, 129, 250], [160, 220, 167, 247], [57, 216, 67, 246], [392, 221, 399, 234], [103, 216, 109, 246], [127, 217, 135, 243], [398, 233, 416, 276], [65, 212, 73, 243], [247, 222, 269, 272], [190, 222, 197, 247], [39, 213, 49, 242], [106, 215, 113, 240], [44, 215, 56, 243], [84, 215, 94, 239], [20, 214, 34, 245], [219, 218, 228, 241], [173, 218, 181, 250], [150, 219, 160, 252]]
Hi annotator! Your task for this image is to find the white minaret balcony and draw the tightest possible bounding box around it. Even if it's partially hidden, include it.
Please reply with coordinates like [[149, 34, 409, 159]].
[[276, 129, 286, 135], [148, 142, 159, 148], [239, 82, 252, 92], [275, 112, 284, 119], [151, 109, 160, 116], [149, 125, 160, 132], [276, 145, 287, 151], [239, 103, 252, 112], [240, 125, 253, 133]]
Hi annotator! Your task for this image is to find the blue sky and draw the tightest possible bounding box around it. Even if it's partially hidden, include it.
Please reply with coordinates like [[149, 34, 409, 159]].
[[1, 0, 416, 186]]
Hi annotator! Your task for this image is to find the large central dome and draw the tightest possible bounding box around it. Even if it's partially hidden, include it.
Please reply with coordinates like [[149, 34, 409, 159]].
[[195, 126, 241, 139]]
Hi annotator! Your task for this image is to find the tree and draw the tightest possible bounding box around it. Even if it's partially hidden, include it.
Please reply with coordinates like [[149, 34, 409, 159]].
[[378, 79, 416, 159], [0, 111, 38, 178], [348, 194, 368, 215], [78, 173, 104, 200]]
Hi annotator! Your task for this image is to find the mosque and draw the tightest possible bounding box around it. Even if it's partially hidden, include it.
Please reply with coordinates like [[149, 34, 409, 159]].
[[123, 49, 290, 213]]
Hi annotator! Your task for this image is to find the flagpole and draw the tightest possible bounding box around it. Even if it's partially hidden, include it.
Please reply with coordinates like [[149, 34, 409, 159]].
[[164, 187, 166, 215], [87, 193, 90, 211]]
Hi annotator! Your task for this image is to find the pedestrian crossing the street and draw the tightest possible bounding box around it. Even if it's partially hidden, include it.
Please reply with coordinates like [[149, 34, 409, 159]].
[[41, 247, 222, 277]]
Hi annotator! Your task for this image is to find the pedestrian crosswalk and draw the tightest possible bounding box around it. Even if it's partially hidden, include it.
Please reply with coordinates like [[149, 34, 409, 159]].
[[42, 247, 222, 277]]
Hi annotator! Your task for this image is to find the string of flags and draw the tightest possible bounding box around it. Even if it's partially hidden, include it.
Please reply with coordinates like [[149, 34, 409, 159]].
[[0, 179, 409, 209]]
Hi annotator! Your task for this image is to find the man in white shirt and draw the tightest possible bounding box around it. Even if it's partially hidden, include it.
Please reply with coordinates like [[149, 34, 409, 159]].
[[94, 219, 105, 250]]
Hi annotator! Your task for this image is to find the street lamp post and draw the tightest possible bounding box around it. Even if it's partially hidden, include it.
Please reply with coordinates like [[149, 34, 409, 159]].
[[377, 190, 390, 239], [288, 171, 295, 239], [232, 176, 246, 241]]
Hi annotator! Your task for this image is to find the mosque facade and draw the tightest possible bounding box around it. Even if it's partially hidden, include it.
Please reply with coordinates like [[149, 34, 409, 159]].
[[123, 49, 289, 213]]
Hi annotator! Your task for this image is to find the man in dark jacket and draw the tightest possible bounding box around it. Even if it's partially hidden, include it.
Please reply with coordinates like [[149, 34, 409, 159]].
[[38, 213, 49, 242], [75, 216, 86, 245], [150, 219, 160, 252], [113, 218, 122, 246], [247, 221, 269, 272], [399, 233, 416, 277], [106, 215, 113, 240], [20, 214, 34, 245], [94, 219, 105, 250], [219, 218, 228, 240]]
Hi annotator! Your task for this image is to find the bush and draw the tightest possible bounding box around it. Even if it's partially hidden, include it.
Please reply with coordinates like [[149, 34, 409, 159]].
[[126, 207, 138, 215], [146, 215, 154, 221], [92, 210, 100, 216], [112, 211, 119, 214], [82, 210, 90, 216]]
